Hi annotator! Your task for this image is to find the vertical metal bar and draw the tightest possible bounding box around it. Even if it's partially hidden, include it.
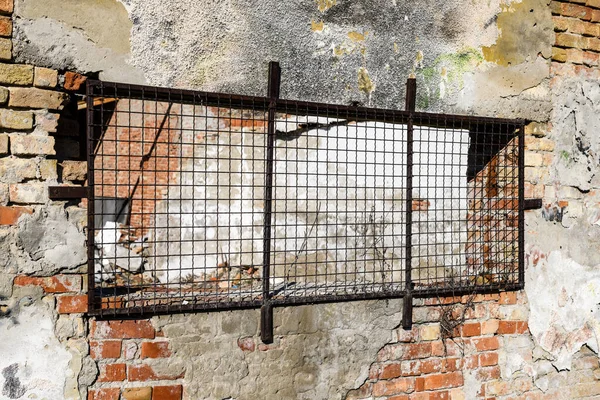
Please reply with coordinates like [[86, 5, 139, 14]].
[[86, 81, 97, 314], [402, 78, 416, 330], [261, 61, 281, 343], [517, 122, 525, 288]]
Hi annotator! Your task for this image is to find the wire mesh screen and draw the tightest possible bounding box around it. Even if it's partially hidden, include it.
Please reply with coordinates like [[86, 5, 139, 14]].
[[87, 80, 524, 317]]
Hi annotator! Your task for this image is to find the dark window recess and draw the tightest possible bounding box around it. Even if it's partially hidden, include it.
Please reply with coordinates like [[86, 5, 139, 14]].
[[85, 63, 525, 343], [94, 197, 130, 230]]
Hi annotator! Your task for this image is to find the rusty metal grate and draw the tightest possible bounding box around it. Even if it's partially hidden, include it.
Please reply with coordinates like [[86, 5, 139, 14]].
[[86, 63, 524, 341]]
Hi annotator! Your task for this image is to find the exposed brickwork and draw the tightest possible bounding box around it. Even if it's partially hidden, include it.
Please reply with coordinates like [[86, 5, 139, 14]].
[[13, 274, 82, 293], [551, 0, 600, 70], [347, 292, 600, 400]]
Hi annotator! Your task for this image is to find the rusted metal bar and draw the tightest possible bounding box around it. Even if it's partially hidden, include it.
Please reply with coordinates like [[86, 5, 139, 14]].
[[261, 61, 281, 344], [86, 81, 97, 315], [402, 77, 416, 330], [48, 186, 88, 199]]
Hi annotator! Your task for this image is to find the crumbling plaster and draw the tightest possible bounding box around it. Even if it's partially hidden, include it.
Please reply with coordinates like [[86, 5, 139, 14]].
[[4, 0, 600, 397]]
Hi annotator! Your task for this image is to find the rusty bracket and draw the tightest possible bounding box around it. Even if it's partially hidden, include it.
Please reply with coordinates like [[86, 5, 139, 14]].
[[523, 199, 543, 210], [48, 186, 88, 199]]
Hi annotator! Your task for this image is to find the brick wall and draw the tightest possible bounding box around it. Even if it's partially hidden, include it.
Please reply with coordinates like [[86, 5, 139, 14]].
[[347, 292, 600, 399], [2, 0, 599, 398]]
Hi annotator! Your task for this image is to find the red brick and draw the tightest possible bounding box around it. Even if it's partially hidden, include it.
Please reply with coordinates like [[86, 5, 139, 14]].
[[405, 343, 432, 359], [372, 377, 415, 396], [237, 337, 255, 352], [0, 0, 12, 14], [415, 377, 425, 392], [551, 1, 593, 20], [516, 321, 529, 334], [57, 294, 88, 313], [388, 395, 410, 400], [97, 363, 126, 382], [474, 337, 500, 352], [463, 354, 479, 369], [499, 292, 517, 305], [593, 9, 600, 21], [461, 322, 481, 337], [0, 15, 11, 37], [443, 357, 463, 372], [420, 359, 443, 374], [479, 352, 499, 367], [91, 320, 155, 339], [90, 340, 122, 360], [412, 199, 430, 211], [141, 341, 171, 359], [428, 392, 450, 400], [128, 364, 184, 382], [423, 372, 464, 390], [380, 363, 402, 379], [64, 71, 87, 91], [0, 206, 33, 225], [88, 388, 120, 400], [13, 274, 82, 293], [152, 385, 183, 400], [476, 366, 501, 381]]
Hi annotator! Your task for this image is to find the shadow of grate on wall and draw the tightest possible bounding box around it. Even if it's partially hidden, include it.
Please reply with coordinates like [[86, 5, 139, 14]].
[[85, 63, 524, 342]]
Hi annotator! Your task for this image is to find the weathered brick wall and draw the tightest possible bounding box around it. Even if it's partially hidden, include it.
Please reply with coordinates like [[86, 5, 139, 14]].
[[2, 0, 600, 398], [347, 292, 600, 399]]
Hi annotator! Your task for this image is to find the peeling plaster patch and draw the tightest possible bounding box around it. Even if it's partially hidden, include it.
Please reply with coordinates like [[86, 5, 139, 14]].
[[526, 250, 600, 370], [551, 79, 600, 192], [12, 17, 145, 82], [15, 205, 86, 274], [482, 0, 553, 66], [18, 0, 133, 54], [458, 55, 551, 119], [0, 293, 72, 399]]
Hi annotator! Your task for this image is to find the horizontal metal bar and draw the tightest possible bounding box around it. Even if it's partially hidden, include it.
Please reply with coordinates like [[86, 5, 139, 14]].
[[88, 80, 524, 129], [49, 186, 88, 199]]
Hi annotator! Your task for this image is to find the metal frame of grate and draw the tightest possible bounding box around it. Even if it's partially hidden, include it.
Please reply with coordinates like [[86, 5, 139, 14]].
[[86, 62, 525, 343]]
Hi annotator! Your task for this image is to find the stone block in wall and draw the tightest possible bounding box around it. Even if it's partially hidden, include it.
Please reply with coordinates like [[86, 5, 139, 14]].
[[61, 160, 86, 181], [122, 387, 152, 400], [0, 86, 7, 105], [0, 37, 10, 60], [0, 183, 7, 205], [35, 111, 58, 133], [9, 182, 47, 203], [0, 109, 33, 130], [33, 67, 58, 89], [39, 159, 57, 180], [0, 63, 33, 86], [0, 0, 12, 14], [0, 132, 7, 155], [0, 156, 37, 183], [10, 133, 54, 156], [8, 87, 69, 110]]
